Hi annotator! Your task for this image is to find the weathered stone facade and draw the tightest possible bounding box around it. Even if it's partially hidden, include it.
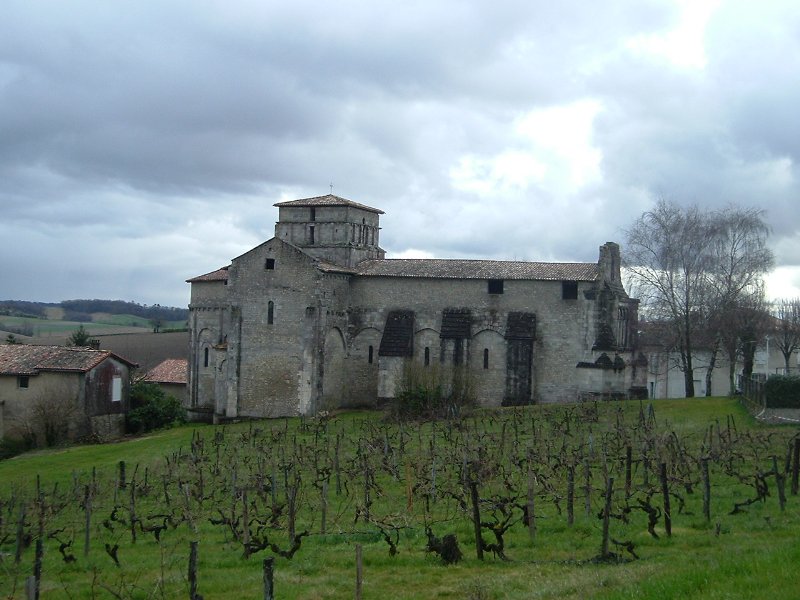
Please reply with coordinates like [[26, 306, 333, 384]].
[[187, 195, 645, 418]]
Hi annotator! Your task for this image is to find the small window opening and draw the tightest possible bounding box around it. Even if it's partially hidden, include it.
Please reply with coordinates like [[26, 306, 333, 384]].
[[268, 301, 274, 325], [112, 376, 122, 402], [562, 281, 578, 300], [483, 348, 489, 369], [203, 347, 209, 368], [368, 345, 374, 364], [18, 375, 29, 389], [424, 347, 430, 366], [310, 207, 316, 221], [265, 258, 275, 270], [488, 279, 504, 294], [309, 225, 315, 245]]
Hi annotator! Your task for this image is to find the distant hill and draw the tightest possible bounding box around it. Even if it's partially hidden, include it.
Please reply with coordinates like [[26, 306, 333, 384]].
[[0, 299, 188, 323]]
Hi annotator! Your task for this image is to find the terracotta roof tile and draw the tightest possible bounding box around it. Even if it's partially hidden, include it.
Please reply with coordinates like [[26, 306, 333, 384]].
[[143, 358, 187, 385], [356, 259, 598, 281], [274, 194, 384, 214], [186, 266, 229, 283], [0, 345, 136, 375]]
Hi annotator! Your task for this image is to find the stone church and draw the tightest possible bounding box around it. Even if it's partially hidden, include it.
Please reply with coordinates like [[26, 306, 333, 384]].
[[187, 194, 645, 419]]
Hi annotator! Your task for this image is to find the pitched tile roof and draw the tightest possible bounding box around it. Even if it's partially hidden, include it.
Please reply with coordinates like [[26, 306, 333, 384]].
[[0, 345, 136, 376], [186, 266, 229, 283], [143, 358, 187, 385], [274, 194, 384, 214], [356, 259, 598, 281]]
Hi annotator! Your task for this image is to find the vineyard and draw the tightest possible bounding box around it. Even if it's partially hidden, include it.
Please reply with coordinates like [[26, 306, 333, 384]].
[[1, 398, 799, 599]]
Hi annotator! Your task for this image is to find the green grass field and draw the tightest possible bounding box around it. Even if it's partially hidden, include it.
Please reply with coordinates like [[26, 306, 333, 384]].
[[1, 398, 798, 599]]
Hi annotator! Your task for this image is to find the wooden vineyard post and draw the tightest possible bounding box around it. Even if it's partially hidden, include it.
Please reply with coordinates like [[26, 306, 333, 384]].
[[773, 456, 786, 512], [242, 488, 251, 556], [600, 476, 614, 560], [84, 483, 93, 558], [31, 538, 43, 600], [118, 460, 127, 490], [263, 557, 274, 600], [567, 464, 575, 526], [469, 479, 484, 560], [188, 541, 200, 600], [792, 438, 800, 496], [583, 457, 592, 517], [701, 458, 711, 522], [321, 479, 328, 535], [15, 502, 26, 564], [355, 544, 363, 600], [660, 462, 671, 537], [405, 461, 413, 513], [527, 466, 536, 542], [624, 446, 632, 498]]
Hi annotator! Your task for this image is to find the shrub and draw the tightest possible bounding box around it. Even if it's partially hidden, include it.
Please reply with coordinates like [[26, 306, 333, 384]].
[[765, 375, 800, 409], [0, 437, 34, 460], [389, 360, 474, 420], [127, 382, 186, 433]]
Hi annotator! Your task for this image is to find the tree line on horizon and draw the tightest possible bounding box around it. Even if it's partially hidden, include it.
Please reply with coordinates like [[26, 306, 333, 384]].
[[0, 299, 188, 322]]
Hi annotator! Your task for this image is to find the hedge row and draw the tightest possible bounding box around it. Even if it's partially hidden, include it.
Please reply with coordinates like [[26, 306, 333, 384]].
[[765, 375, 800, 408]]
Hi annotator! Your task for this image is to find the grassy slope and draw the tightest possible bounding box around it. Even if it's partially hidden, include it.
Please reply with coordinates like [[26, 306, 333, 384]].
[[1, 399, 798, 600]]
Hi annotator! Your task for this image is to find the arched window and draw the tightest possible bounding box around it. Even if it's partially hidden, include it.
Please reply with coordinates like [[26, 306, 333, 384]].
[[203, 347, 209, 368], [268, 301, 274, 325], [368, 345, 374, 364], [424, 346, 430, 366], [483, 348, 489, 369]]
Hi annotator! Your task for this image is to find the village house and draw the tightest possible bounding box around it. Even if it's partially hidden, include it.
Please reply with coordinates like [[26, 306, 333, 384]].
[[187, 194, 646, 419], [0, 345, 136, 444], [142, 358, 188, 406]]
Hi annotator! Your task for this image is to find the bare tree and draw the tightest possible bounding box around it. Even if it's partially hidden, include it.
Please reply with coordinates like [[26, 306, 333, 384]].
[[21, 381, 81, 447], [625, 200, 773, 397], [717, 289, 771, 395], [772, 298, 800, 374], [625, 201, 716, 397], [703, 207, 774, 395]]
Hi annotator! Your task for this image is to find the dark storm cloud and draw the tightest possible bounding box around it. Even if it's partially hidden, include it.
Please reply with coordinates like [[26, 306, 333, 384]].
[[1, 0, 798, 305]]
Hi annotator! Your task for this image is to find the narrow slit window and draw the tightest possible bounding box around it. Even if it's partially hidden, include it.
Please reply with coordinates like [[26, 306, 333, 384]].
[[310, 207, 316, 221], [268, 301, 274, 325], [203, 347, 209, 368], [483, 348, 489, 369], [488, 279, 504, 294], [424, 347, 430, 366], [265, 258, 275, 270], [368, 345, 374, 364], [309, 225, 315, 244]]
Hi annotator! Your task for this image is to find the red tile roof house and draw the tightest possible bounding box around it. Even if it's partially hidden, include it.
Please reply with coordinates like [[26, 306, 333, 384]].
[[142, 358, 188, 407], [0, 345, 137, 446]]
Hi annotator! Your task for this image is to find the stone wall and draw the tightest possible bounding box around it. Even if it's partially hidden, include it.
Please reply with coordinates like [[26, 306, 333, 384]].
[[349, 275, 602, 404], [226, 239, 321, 417]]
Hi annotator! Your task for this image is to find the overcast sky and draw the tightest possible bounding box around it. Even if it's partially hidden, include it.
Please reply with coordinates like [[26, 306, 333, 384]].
[[2, 0, 799, 308]]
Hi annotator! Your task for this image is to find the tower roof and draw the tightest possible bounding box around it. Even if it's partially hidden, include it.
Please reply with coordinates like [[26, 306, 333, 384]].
[[274, 194, 384, 214]]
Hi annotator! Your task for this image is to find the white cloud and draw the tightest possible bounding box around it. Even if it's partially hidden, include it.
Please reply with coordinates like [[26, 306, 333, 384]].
[[625, 0, 720, 69]]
